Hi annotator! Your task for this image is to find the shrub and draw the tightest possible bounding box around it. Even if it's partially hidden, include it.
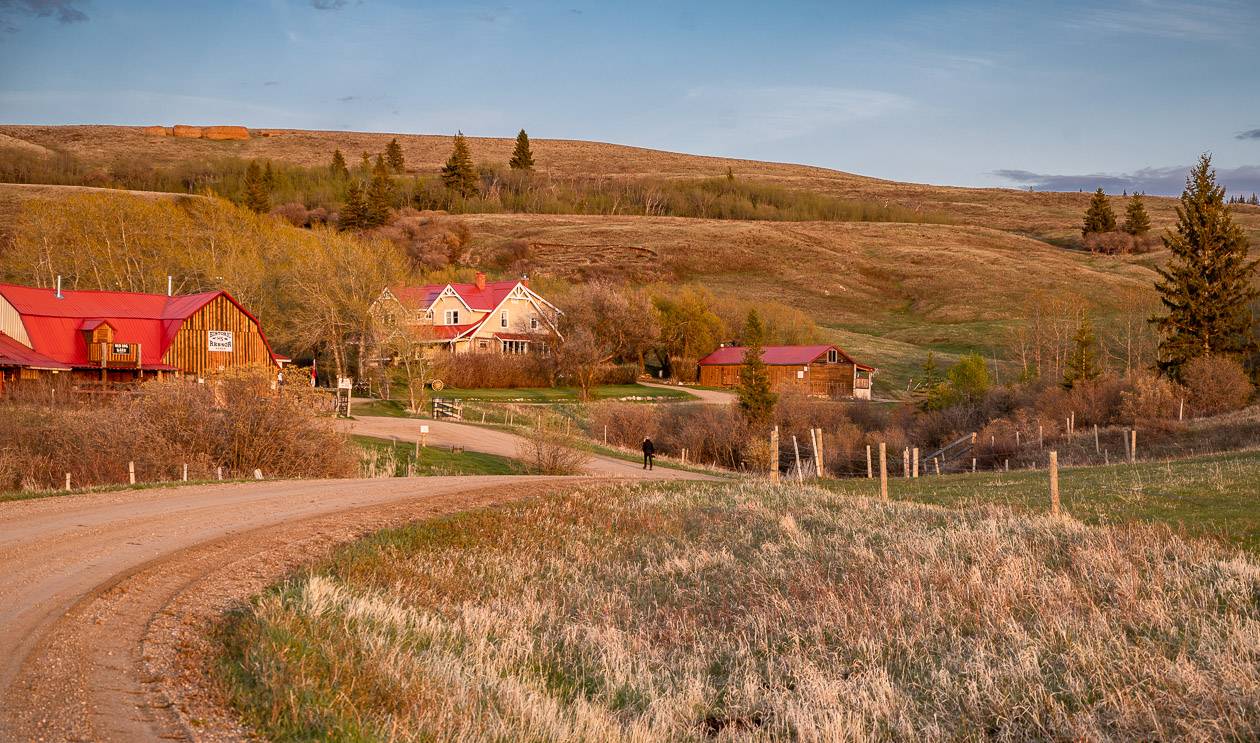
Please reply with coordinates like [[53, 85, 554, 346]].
[[1182, 354, 1254, 416], [438, 353, 554, 389], [1083, 230, 1161, 255], [516, 424, 589, 475], [1119, 372, 1184, 427]]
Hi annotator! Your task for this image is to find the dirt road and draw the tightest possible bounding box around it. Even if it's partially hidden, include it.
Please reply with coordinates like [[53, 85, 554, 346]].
[[345, 414, 709, 478], [637, 380, 737, 404], [0, 472, 701, 742]]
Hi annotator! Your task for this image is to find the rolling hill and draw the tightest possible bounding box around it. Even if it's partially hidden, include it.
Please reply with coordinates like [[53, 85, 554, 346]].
[[2, 124, 1257, 386]]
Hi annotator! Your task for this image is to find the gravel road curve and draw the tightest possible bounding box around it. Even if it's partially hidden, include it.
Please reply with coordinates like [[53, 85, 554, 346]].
[[0, 471, 700, 742]]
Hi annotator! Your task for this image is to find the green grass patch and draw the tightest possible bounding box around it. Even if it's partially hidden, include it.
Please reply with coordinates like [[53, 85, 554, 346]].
[[353, 435, 520, 476], [821, 449, 1260, 552]]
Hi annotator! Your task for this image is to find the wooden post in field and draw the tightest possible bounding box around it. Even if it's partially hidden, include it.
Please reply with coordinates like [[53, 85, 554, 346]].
[[1004, 459, 1009, 472], [813, 429, 824, 478], [1179, 398, 1184, 422], [902, 447, 910, 478], [64, 472, 71, 491], [971, 457, 977, 473], [128, 461, 136, 485], [682, 448, 688, 465], [792, 435, 803, 483], [1104, 449, 1109, 465], [1093, 424, 1100, 454], [509, 411, 514, 427], [604, 425, 608, 446], [182, 463, 188, 482], [1015, 430, 1021, 447], [1049, 450, 1060, 516], [253, 469, 263, 480], [1130, 429, 1137, 464], [1038, 425, 1044, 448], [934, 457, 941, 476], [878, 442, 888, 500], [216, 466, 223, 481], [1066, 417, 1071, 438], [1123, 428, 1131, 462], [482, 411, 487, 423], [912, 447, 919, 478], [865, 445, 873, 479], [770, 427, 780, 483]]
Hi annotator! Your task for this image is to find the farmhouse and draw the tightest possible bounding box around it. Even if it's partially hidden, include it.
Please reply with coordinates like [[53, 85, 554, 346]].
[[697, 344, 875, 400], [371, 272, 560, 354], [0, 282, 280, 390]]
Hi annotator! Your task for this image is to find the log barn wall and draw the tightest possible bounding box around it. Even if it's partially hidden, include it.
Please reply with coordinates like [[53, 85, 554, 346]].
[[163, 295, 273, 377]]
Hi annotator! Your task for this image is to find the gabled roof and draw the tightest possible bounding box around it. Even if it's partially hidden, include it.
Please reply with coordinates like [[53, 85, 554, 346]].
[[390, 279, 524, 312], [0, 331, 71, 370], [0, 283, 278, 369], [697, 344, 875, 370]]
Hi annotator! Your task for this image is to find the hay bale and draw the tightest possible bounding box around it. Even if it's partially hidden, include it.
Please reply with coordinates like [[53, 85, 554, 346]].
[[172, 125, 203, 139], [141, 125, 170, 137], [203, 125, 250, 141]]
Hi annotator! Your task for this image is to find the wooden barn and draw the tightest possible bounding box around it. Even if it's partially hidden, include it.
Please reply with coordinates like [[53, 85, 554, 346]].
[[697, 344, 875, 400], [0, 282, 280, 389]]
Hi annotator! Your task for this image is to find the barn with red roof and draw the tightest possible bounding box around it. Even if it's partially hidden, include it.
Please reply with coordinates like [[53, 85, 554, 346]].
[[370, 272, 560, 355], [697, 344, 875, 399], [0, 282, 280, 391]]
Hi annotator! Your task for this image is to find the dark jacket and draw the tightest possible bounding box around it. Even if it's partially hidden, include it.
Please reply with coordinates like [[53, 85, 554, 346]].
[[642, 439, 655, 456]]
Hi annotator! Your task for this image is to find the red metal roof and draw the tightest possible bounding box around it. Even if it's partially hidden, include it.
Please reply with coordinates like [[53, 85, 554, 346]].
[[0, 332, 72, 370], [697, 344, 874, 370], [390, 279, 522, 312], [0, 283, 278, 369]]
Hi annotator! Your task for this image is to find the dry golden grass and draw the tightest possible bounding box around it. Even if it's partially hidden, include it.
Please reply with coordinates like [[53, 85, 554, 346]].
[[6, 124, 1257, 243], [217, 480, 1260, 742]]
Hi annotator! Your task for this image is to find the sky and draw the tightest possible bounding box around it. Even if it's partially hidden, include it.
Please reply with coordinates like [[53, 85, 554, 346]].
[[1, 0, 1259, 195]]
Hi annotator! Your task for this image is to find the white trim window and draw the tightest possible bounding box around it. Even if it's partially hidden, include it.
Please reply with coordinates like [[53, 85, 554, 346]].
[[500, 309, 509, 328], [501, 339, 528, 354], [443, 309, 460, 325], [827, 349, 838, 363], [530, 316, 539, 331]]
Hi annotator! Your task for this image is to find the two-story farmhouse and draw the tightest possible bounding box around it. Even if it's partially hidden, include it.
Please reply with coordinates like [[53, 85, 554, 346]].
[[0, 282, 280, 391], [371, 273, 560, 354], [697, 344, 875, 400]]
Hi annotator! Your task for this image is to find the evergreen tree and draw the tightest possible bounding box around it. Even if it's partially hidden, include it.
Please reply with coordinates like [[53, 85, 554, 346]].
[[263, 161, 276, 191], [359, 151, 372, 174], [1081, 188, 1117, 236], [441, 131, 479, 197], [365, 156, 395, 227], [243, 160, 271, 214], [508, 129, 534, 171], [736, 310, 777, 426], [1152, 154, 1259, 379], [1251, 194, 1259, 206], [920, 352, 942, 387], [339, 180, 368, 230], [1122, 193, 1151, 236], [385, 138, 405, 173], [330, 149, 349, 179], [1063, 314, 1101, 388]]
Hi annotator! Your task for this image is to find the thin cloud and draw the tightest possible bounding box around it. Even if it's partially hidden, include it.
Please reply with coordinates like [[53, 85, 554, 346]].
[[684, 85, 911, 146], [1069, 0, 1255, 41], [309, 0, 347, 10], [337, 95, 359, 102], [994, 164, 1260, 196], [0, 0, 88, 31], [1237, 129, 1260, 141]]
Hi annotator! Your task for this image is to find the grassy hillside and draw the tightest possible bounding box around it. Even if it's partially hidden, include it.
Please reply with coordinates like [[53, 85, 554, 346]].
[[217, 479, 1260, 741]]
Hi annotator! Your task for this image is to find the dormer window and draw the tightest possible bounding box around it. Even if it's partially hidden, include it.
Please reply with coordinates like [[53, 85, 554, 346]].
[[444, 309, 460, 325], [827, 349, 838, 363], [500, 310, 509, 328]]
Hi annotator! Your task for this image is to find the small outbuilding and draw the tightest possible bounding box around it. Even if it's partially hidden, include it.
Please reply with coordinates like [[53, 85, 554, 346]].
[[697, 344, 875, 400]]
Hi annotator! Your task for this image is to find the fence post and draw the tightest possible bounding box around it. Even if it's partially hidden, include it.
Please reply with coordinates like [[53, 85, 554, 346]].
[[1123, 428, 1131, 462], [903, 447, 910, 478], [971, 457, 977, 473], [182, 463, 188, 482], [1179, 398, 1184, 422], [1038, 425, 1044, 448], [770, 427, 780, 483], [1004, 459, 1009, 472], [934, 456, 941, 476], [879, 442, 888, 500], [65, 472, 71, 491], [216, 466, 223, 481], [128, 461, 136, 485], [604, 425, 608, 446], [912, 447, 919, 478], [1015, 430, 1021, 447], [1130, 429, 1137, 464], [793, 435, 803, 483], [1049, 450, 1060, 516], [253, 469, 264, 480], [1093, 424, 1100, 454], [814, 429, 824, 478], [866, 444, 873, 479]]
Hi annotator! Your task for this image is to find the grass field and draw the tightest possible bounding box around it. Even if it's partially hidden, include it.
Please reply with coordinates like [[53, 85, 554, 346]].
[[217, 479, 1260, 741], [351, 385, 689, 419], [354, 435, 519, 476], [822, 449, 1260, 553]]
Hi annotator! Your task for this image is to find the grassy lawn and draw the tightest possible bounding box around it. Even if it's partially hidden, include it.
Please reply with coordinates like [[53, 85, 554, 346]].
[[217, 479, 1260, 741], [430, 384, 691, 402], [354, 435, 520, 476], [820, 449, 1260, 552]]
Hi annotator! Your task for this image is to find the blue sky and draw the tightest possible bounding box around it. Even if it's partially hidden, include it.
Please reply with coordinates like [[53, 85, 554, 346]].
[[2, 0, 1259, 194]]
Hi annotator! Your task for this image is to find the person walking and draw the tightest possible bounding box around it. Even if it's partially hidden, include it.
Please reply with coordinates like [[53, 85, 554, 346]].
[[642, 436, 655, 470]]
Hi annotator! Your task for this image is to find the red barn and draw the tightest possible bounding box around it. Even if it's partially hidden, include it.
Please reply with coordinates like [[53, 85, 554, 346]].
[[697, 344, 875, 399], [0, 282, 280, 391]]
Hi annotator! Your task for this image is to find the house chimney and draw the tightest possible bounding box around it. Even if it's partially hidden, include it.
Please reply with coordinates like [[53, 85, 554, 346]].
[[520, 273, 530, 288], [475, 271, 486, 290], [56, 275, 63, 299]]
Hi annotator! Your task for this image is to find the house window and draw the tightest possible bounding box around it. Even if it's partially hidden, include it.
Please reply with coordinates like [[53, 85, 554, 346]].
[[530, 316, 539, 330], [478, 339, 489, 351], [501, 340, 528, 354], [827, 349, 838, 363], [500, 310, 509, 328], [444, 309, 460, 325]]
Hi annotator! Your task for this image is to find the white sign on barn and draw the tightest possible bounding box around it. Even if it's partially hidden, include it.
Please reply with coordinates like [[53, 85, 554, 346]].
[[208, 330, 234, 353]]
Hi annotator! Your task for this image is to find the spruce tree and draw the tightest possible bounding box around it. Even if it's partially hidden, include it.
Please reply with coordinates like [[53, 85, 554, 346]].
[[1063, 314, 1101, 388], [385, 138, 405, 173], [736, 310, 777, 426], [365, 156, 395, 227], [441, 131, 479, 197], [263, 161, 277, 191], [1122, 193, 1151, 236], [243, 160, 271, 213], [1081, 188, 1117, 236], [359, 151, 372, 174], [330, 149, 349, 179], [339, 180, 368, 230], [508, 129, 534, 171], [1152, 154, 1259, 379]]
